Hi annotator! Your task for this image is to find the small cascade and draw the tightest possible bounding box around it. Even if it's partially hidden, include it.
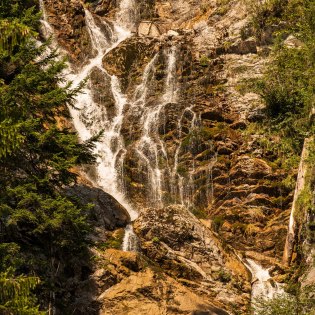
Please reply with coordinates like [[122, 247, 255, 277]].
[[163, 46, 178, 103], [133, 53, 159, 107], [122, 224, 139, 252], [134, 46, 179, 207], [39, 0, 54, 38], [244, 259, 284, 312], [116, 0, 138, 31], [283, 137, 312, 265], [171, 107, 199, 208]]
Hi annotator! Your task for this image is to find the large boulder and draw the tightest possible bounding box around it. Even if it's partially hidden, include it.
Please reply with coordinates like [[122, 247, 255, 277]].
[[66, 185, 130, 230]]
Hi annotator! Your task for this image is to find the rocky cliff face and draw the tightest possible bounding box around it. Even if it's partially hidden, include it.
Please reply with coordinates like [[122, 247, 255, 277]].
[[41, 0, 298, 314]]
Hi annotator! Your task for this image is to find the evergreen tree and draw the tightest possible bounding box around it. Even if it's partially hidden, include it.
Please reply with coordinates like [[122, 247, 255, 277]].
[[0, 0, 97, 311], [0, 269, 44, 315]]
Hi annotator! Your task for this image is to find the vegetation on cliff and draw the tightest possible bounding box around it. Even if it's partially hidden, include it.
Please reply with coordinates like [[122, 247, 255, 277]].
[[253, 286, 315, 314], [0, 0, 96, 312], [247, 0, 315, 309], [249, 0, 315, 159]]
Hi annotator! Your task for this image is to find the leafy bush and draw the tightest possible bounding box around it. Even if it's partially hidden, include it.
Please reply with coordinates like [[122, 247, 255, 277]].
[[152, 237, 160, 244], [199, 55, 210, 67], [246, 0, 288, 38]]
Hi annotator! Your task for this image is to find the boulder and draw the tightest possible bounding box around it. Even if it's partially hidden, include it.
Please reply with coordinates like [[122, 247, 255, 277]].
[[66, 185, 130, 230], [138, 21, 161, 37]]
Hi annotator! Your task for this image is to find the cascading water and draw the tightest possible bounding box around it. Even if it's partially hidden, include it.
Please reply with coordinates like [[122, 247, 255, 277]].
[[67, 9, 137, 219], [244, 259, 285, 313], [40, 0, 139, 251], [39, 0, 54, 38], [172, 107, 199, 206], [134, 46, 179, 207], [41, 0, 203, 216], [40, 2, 291, 310]]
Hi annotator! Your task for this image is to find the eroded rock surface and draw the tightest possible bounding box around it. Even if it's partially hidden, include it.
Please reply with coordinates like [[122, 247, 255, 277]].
[[41, 0, 298, 313], [100, 268, 230, 315], [134, 205, 251, 313]]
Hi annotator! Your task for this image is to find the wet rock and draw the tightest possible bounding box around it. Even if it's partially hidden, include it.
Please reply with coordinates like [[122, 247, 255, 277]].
[[230, 156, 271, 181], [90, 0, 116, 16], [230, 120, 247, 130], [201, 110, 225, 122], [217, 38, 257, 55], [138, 21, 161, 37], [42, 0, 92, 64], [102, 37, 157, 91]]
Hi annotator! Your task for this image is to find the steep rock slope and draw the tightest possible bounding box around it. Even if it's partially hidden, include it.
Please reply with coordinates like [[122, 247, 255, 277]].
[[41, 0, 296, 313]]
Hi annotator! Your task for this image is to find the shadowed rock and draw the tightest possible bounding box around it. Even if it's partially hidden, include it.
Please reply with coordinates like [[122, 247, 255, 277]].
[[66, 184, 130, 230]]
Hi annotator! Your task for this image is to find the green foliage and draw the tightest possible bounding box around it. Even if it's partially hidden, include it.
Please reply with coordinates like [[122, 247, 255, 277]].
[[98, 230, 125, 250], [212, 215, 225, 232], [295, 185, 313, 224], [199, 55, 210, 67], [215, 0, 231, 16], [253, 287, 315, 315], [218, 269, 231, 283], [246, 0, 287, 38], [0, 1, 40, 62], [256, 46, 312, 120], [200, 4, 209, 14], [151, 237, 160, 244], [0, 268, 44, 315], [0, 0, 97, 312], [253, 293, 298, 315], [191, 207, 207, 219]]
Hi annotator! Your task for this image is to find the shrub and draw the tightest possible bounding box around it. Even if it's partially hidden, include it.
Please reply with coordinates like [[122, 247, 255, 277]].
[[212, 215, 225, 232], [218, 269, 231, 283], [152, 237, 160, 244], [199, 55, 210, 67]]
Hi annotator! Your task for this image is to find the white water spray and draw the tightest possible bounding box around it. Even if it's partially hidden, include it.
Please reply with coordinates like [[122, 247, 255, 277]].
[[40, 0, 138, 250], [244, 259, 285, 312], [40, 0, 204, 250]]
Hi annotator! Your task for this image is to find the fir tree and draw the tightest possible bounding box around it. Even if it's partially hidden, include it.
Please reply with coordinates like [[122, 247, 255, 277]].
[[0, 0, 97, 312]]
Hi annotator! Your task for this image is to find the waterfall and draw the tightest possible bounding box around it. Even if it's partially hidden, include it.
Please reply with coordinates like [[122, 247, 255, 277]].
[[116, 0, 138, 31], [244, 259, 284, 313], [40, 0, 139, 251], [283, 137, 312, 265], [39, 0, 206, 251], [128, 46, 180, 207], [39, 0, 54, 38], [68, 8, 137, 219]]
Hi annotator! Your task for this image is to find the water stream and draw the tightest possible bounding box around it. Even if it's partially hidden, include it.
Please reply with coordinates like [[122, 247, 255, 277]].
[[40, 0, 203, 213], [40, 0, 139, 250], [40, 0, 219, 249], [244, 258, 285, 313]]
